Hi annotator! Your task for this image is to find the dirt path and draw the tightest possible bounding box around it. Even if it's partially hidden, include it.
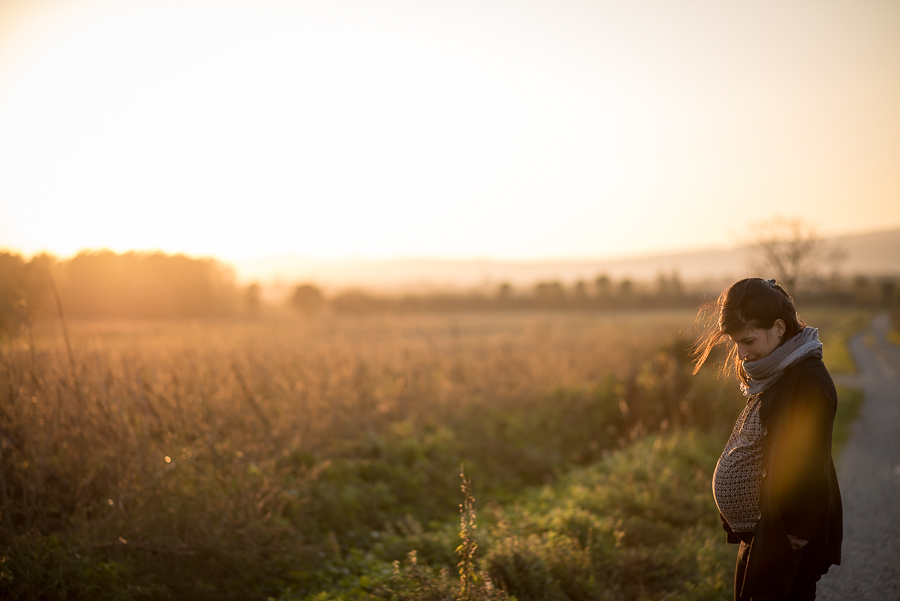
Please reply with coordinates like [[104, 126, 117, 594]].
[[818, 312, 900, 600]]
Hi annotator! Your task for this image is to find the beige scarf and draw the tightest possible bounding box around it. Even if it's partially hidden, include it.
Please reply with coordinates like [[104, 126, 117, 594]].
[[740, 327, 823, 397]]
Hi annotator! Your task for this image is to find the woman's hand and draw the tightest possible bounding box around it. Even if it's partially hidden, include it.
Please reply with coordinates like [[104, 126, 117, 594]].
[[787, 535, 809, 551]]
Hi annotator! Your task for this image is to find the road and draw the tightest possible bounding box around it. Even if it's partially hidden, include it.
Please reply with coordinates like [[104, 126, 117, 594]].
[[818, 312, 900, 600]]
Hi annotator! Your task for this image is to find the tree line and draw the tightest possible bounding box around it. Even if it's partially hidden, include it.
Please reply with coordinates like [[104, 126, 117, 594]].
[[0, 250, 237, 334], [287, 272, 695, 314], [287, 272, 899, 315], [2, 246, 897, 336]]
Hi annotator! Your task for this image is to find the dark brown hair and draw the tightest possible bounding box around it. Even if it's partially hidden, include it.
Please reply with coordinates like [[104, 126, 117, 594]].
[[691, 278, 805, 385]]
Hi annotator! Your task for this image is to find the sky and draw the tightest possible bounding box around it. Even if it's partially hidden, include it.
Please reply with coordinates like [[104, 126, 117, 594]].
[[1, 0, 899, 265]]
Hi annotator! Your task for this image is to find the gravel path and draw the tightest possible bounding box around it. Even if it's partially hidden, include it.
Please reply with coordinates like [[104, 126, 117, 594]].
[[818, 312, 900, 601]]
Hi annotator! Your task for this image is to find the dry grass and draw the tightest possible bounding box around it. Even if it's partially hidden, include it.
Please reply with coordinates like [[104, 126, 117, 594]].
[[10, 309, 700, 449], [2, 310, 719, 598], [5, 306, 863, 600]]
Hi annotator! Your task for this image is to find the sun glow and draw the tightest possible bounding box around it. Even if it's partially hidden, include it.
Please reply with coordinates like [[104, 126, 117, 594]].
[[1, 0, 899, 262]]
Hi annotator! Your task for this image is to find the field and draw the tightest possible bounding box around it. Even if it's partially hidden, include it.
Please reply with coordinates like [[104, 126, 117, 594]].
[[0, 308, 868, 600]]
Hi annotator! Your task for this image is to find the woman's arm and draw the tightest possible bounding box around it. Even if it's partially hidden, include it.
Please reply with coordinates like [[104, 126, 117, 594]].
[[720, 512, 741, 544], [773, 367, 837, 545]]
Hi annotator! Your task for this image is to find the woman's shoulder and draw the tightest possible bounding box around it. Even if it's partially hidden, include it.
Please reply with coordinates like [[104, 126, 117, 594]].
[[764, 357, 835, 401], [758, 359, 836, 423], [789, 356, 833, 383], [786, 357, 837, 402]]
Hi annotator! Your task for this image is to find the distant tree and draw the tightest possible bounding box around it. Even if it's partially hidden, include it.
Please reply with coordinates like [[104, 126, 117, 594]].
[[534, 281, 565, 306], [497, 282, 513, 301], [291, 283, 325, 313], [748, 216, 846, 292], [52, 250, 237, 318], [851, 275, 873, 303], [655, 271, 684, 299], [332, 290, 387, 313], [594, 274, 612, 298], [619, 278, 634, 298], [573, 280, 587, 300], [244, 283, 261, 315], [670, 271, 683, 297], [0, 252, 63, 335], [0, 252, 27, 336], [880, 279, 896, 307]]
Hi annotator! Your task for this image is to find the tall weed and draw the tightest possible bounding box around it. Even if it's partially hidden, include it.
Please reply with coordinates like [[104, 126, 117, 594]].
[[0, 311, 742, 599]]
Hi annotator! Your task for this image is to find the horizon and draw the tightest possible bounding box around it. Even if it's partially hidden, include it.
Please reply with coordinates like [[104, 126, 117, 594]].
[[5, 225, 897, 290], [3, 221, 898, 263]]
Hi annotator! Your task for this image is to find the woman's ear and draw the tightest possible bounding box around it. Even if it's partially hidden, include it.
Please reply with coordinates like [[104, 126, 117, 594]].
[[772, 319, 786, 339]]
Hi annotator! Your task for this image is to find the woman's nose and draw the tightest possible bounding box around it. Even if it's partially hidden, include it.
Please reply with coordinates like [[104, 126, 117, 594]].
[[737, 346, 748, 360]]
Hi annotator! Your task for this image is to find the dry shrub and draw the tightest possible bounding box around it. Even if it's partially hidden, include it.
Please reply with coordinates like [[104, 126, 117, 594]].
[[0, 311, 736, 599]]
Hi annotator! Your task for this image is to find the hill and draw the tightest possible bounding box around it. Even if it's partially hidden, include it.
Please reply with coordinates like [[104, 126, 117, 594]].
[[229, 229, 900, 292]]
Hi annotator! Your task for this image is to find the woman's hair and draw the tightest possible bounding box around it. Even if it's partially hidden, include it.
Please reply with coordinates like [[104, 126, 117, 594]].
[[691, 278, 805, 384]]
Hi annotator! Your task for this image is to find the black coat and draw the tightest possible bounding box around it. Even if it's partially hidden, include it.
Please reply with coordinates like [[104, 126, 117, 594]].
[[720, 356, 843, 599]]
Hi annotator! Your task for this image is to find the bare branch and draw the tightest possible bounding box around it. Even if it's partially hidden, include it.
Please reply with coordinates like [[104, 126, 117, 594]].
[[745, 216, 846, 293]]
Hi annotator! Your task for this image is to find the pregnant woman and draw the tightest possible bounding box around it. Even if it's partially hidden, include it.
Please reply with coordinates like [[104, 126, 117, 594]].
[[692, 277, 842, 600]]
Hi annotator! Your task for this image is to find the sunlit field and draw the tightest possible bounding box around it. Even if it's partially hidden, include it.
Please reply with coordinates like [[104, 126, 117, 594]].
[[0, 309, 867, 600], [3, 0, 898, 596]]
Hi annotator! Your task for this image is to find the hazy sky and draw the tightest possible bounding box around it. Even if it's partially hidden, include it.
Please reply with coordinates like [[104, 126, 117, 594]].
[[1, 0, 898, 262]]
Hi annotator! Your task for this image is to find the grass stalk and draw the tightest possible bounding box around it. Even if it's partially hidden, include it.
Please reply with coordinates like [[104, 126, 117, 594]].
[[45, 270, 81, 403]]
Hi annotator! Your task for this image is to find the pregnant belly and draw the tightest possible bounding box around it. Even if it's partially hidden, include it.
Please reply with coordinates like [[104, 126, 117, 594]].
[[713, 446, 762, 533]]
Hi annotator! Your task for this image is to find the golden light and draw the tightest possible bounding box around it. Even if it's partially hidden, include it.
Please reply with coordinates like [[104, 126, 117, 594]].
[[0, 0, 898, 263]]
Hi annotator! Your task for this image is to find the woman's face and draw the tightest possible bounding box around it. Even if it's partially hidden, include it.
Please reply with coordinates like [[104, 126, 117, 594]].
[[727, 319, 786, 363]]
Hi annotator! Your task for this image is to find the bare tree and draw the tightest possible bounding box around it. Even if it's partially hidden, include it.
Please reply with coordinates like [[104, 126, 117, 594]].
[[747, 217, 846, 292]]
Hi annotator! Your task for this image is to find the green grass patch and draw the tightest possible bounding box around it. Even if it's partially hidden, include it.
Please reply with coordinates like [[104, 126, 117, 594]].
[[832, 385, 863, 459], [888, 327, 900, 347], [287, 431, 735, 601], [800, 309, 869, 459], [482, 431, 734, 601], [802, 308, 873, 375], [800, 309, 868, 461], [889, 309, 900, 346]]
